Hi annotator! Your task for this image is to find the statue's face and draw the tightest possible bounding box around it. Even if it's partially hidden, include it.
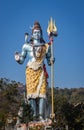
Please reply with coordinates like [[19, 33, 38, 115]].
[[33, 29, 41, 40]]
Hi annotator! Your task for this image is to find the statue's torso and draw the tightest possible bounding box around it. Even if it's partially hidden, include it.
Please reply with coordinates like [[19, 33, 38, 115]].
[[22, 42, 47, 64]]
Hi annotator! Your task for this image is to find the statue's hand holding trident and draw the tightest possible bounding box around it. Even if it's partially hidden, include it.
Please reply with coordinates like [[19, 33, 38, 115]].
[[47, 17, 58, 120]]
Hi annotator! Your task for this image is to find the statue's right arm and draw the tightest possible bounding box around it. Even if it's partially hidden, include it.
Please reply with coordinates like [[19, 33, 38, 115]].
[[15, 44, 27, 64]]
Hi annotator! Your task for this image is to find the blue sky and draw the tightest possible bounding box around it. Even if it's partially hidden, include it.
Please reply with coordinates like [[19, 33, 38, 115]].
[[0, 0, 84, 88]]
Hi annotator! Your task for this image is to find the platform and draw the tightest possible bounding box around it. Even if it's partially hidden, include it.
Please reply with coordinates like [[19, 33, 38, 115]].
[[16, 119, 53, 130]]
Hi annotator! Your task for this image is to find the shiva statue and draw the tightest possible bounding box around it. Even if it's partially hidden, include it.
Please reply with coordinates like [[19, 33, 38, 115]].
[[15, 21, 55, 121]]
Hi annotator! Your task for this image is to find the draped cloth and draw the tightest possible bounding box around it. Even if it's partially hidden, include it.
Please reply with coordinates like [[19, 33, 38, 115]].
[[26, 44, 49, 99]]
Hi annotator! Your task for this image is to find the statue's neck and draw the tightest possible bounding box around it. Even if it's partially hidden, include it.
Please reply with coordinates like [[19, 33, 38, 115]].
[[33, 39, 40, 45]]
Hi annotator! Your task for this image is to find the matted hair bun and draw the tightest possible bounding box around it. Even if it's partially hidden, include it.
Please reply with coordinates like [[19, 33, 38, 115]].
[[32, 21, 42, 34]]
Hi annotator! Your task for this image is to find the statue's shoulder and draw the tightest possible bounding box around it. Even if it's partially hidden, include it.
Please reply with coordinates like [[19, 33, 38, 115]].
[[22, 43, 31, 50]]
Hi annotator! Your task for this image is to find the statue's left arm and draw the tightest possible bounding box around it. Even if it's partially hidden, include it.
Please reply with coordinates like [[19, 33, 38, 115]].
[[46, 44, 55, 66]]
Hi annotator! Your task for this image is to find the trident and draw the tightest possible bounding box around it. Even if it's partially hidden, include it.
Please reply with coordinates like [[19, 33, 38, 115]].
[[47, 17, 58, 119]]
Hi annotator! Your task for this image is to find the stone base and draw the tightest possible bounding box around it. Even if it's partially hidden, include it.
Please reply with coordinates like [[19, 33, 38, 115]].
[[28, 119, 52, 127], [16, 119, 52, 130]]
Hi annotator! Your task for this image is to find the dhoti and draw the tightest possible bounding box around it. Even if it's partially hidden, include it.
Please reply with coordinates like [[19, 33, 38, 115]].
[[26, 67, 47, 99]]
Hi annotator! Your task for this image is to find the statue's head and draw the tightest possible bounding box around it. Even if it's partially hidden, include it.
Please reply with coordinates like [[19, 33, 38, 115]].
[[32, 21, 43, 40]]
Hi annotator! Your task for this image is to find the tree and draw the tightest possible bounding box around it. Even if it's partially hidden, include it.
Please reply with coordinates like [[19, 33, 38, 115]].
[[0, 78, 23, 128], [18, 101, 33, 124]]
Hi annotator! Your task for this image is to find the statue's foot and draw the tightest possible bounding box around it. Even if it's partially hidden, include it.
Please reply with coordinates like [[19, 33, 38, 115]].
[[39, 116, 45, 122]]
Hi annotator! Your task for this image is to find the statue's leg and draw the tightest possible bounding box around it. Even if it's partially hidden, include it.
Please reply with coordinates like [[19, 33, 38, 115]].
[[39, 98, 46, 121], [29, 99, 36, 119]]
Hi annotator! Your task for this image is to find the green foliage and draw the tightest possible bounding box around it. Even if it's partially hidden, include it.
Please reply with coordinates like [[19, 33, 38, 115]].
[[0, 77, 84, 130], [0, 78, 23, 126], [19, 101, 33, 123], [47, 86, 84, 129], [0, 113, 5, 127]]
